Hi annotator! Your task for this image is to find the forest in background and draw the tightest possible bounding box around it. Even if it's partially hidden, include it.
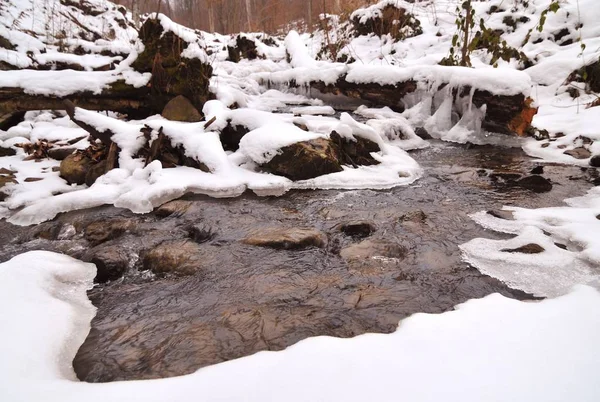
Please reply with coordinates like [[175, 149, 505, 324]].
[[113, 0, 376, 34]]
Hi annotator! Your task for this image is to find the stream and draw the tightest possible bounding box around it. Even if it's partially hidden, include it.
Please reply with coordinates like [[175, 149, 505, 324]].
[[0, 139, 596, 382]]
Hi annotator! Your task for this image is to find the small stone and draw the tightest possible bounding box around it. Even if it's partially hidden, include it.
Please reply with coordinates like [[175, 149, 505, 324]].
[[340, 239, 407, 261], [336, 221, 377, 238], [563, 147, 591, 160], [161, 95, 203, 122], [487, 210, 515, 220], [243, 227, 326, 250], [501, 243, 545, 254], [85, 246, 130, 283], [517, 175, 553, 193], [589, 155, 600, 167]]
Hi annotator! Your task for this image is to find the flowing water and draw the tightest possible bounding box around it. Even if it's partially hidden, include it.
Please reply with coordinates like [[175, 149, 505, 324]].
[[0, 140, 596, 382]]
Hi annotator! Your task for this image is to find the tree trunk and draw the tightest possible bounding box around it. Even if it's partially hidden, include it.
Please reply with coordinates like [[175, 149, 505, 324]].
[[245, 0, 252, 31], [307, 0, 312, 29], [132, 0, 140, 28]]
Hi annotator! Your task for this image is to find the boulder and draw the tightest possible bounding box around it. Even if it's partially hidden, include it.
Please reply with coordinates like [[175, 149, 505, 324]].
[[263, 138, 343, 181], [227, 35, 260, 62], [340, 239, 407, 261], [142, 240, 212, 277], [161, 95, 202, 122], [59, 153, 94, 185], [243, 227, 326, 250]]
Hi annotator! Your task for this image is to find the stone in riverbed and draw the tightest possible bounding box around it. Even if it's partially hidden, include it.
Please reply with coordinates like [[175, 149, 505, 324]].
[[516, 175, 552, 193], [330, 131, 380, 167], [243, 227, 326, 250], [336, 221, 377, 239], [340, 239, 408, 261], [85, 218, 135, 245], [84, 246, 130, 283], [142, 240, 212, 277], [155, 200, 194, 217]]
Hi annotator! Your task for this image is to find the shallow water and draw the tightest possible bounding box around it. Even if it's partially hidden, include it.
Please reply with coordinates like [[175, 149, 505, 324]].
[[0, 140, 595, 382]]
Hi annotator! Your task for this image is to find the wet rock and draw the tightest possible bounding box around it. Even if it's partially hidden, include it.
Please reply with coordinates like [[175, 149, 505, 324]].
[[48, 147, 76, 161], [530, 166, 544, 175], [330, 131, 381, 167], [142, 240, 210, 277], [161, 95, 202, 123], [487, 210, 515, 220], [84, 246, 130, 283], [589, 155, 600, 167], [336, 221, 377, 239], [156, 200, 194, 217], [501, 243, 545, 254], [187, 224, 215, 244], [60, 153, 93, 185], [85, 218, 135, 245], [564, 147, 591, 160], [0, 146, 16, 156], [516, 175, 553, 193], [85, 160, 107, 186], [340, 239, 408, 261], [243, 227, 326, 250], [414, 127, 432, 140], [263, 138, 343, 181]]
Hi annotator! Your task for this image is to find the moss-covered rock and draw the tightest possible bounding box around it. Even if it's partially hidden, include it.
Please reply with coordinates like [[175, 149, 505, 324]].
[[262, 138, 343, 181], [60, 153, 94, 185]]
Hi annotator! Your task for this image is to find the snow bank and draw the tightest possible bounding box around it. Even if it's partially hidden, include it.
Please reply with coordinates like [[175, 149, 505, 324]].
[[1, 251, 599, 402]]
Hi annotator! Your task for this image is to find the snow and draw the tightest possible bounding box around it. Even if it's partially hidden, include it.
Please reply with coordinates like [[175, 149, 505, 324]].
[[1, 251, 600, 402]]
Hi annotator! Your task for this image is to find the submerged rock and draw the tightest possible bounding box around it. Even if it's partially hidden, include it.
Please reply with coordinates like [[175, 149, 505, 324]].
[[161, 95, 203, 122], [85, 218, 135, 245], [243, 227, 326, 250], [156, 200, 194, 217], [516, 175, 553, 193], [340, 239, 408, 261], [336, 221, 377, 239], [142, 240, 211, 277], [263, 138, 343, 181]]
